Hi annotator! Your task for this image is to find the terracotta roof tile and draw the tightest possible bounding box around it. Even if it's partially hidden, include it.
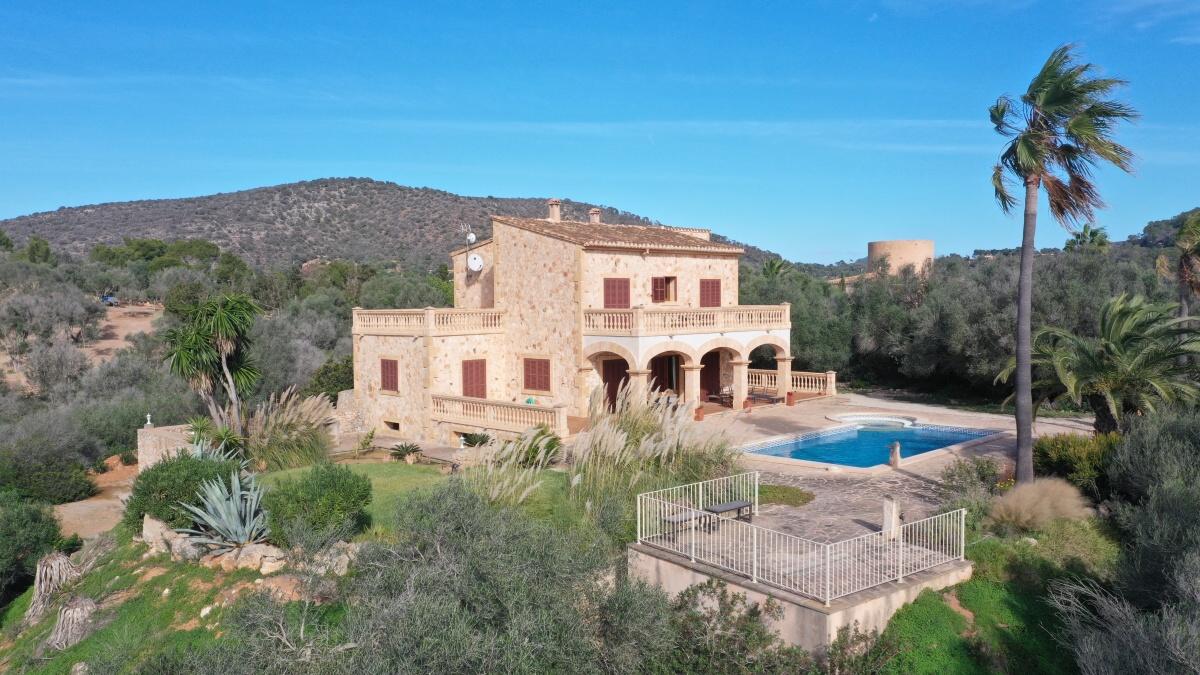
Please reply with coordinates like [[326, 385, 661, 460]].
[[491, 216, 743, 254]]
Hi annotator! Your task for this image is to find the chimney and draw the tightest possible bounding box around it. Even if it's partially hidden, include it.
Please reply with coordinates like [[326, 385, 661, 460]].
[[547, 198, 562, 222], [588, 208, 601, 224]]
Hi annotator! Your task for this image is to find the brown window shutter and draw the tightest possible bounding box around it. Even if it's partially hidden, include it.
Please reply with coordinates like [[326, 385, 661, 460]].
[[700, 279, 721, 307], [380, 359, 398, 391], [524, 358, 551, 391], [604, 278, 630, 309], [651, 277, 667, 303], [463, 359, 487, 398]]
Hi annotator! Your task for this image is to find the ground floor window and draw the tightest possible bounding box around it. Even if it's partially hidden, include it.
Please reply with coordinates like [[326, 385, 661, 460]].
[[523, 357, 551, 393], [380, 358, 398, 391], [462, 359, 487, 398]]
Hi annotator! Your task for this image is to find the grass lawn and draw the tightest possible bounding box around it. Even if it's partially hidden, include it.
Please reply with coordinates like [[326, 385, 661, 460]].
[[262, 461, 447, 536], [881, 517, 1119, 674], [760, 484, 814, 507], [0, 530, 260, 674]]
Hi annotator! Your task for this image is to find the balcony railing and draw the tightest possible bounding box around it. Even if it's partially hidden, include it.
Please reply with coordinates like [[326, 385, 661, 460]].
[[748, 369, 834, 395], [583, 304, 789, 336], [352, 308, 504, 336], [431, 394, 568, 435]]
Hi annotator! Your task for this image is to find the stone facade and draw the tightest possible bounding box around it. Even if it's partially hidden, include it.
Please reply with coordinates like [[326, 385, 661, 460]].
[[350, 202, 795, 444]]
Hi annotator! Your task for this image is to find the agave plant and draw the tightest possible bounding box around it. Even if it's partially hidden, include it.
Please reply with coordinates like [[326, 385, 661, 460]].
[[177, 437, 250, 470], [176, 471, 269, 551]]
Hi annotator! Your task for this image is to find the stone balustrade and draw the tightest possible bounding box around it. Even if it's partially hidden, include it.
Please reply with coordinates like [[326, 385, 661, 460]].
[[583, 304, 790, 336], [352, 308, 505, 336], [430, 394, 568, 436], [748, 369, 837, 396]]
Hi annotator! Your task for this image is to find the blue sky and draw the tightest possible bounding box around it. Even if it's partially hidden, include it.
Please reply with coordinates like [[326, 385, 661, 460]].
[[1, 1, 1197, 264]]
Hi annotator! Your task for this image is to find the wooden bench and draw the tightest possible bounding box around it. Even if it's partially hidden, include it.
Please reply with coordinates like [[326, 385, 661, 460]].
[[660, 509, 716, 538], [704, 499, 754, 527]]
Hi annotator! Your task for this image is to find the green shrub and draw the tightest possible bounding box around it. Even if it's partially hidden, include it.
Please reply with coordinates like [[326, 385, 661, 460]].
[[1033, 432, 1118, 499], [302, 354, 354, 403], [938, 457, 1001, 534], [0, 448, 97, 505], [263, 463, 372, 547], [460, 432, 491, 447], [118, 448, 138, 466], [390, 442, 421, 461], [0, 490, 62, 596], [517, 425, 562, 467], [122, 454, 241, 529]]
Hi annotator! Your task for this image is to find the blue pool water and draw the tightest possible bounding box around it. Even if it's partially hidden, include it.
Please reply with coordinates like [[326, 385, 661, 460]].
[[747, 424, 992, 468]]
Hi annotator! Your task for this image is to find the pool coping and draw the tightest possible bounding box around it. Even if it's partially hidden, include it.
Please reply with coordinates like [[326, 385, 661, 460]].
[[738, 419, 1008, 475]]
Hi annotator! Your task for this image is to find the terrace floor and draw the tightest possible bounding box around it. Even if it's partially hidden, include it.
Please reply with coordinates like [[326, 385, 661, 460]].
[[694, 392, 1093, 541]]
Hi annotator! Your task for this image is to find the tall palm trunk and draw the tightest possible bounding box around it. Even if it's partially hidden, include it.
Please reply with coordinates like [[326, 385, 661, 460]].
[[1014, 176, 1039, 483]]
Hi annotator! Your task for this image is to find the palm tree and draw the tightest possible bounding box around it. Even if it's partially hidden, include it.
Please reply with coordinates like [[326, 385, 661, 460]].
[[999, 294, 1200, 434], [989, 45, 1137, 482], [1064, 223, 1110, 252], [761, 258, 792, 280], [1172, 214, 1200, 321], [163, 292, 261, 435]]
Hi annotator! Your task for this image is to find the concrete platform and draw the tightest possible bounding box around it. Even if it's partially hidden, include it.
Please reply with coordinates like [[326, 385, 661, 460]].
[[629, 543, 973, 653]]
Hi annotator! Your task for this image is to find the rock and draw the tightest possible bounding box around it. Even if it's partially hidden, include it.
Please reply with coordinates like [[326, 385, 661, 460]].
[[200, 605, 212, 618], [259, 557, 287, 575], [169, 535, 204, 562], [71, 663, 89, 674], [1021, 537, 1038, 546], [235, 543, 286, 571], [307, 541, 360, 576], [161, 588, 170, 597], [141, 516, 172, 555]]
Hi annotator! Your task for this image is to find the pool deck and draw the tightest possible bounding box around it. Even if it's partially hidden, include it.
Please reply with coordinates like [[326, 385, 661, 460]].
[[695, 392, 1092, 541]]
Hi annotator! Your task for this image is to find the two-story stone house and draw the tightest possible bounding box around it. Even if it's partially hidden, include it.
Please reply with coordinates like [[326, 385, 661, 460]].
[[345, 199, 832, 443]]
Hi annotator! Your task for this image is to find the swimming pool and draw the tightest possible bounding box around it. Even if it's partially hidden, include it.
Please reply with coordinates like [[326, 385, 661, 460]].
[[744, 422, 993, 468]]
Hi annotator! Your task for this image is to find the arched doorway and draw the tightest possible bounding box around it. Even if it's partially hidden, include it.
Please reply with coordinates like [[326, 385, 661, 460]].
[[586, 352, 630, 411], [697, 347, 740, 407], [648, 352, 684, 396]]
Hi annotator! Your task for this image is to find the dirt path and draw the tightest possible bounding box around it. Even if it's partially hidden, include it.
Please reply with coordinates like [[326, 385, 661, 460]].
[[2, 304, 163, 391], [54, 457, 138, 539]]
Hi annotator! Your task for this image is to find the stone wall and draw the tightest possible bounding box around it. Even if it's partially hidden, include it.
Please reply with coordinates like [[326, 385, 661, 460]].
[[450, 239, 495, 309], [136, 424, 191, 472], [353, 333, 429, 438], [492, 221, 585, 414], [580, 250, 740, 308]]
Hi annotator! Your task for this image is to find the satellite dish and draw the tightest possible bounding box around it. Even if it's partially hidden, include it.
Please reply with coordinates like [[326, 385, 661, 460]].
[[466, 253, 485, 273], [466, 232, 477, 245]]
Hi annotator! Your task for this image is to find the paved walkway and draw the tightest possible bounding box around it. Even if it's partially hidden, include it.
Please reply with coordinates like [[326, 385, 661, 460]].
[[690, 393, 1092, 541]]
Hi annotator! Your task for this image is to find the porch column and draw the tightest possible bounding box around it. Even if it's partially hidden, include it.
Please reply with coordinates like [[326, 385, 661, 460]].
[[681, 364, 704, 408], [627, 369, 651, 402], [775, 356, 792, 399], [731, 360, 750, 410], [576, 363, 595, 415]]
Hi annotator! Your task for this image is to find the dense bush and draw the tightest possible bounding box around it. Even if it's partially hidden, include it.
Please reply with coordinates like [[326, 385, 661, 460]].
[[301, 354, 354, 403], [938, 456, 1002, 532], [1034, 432, 1119, 499], [122, 454, 242, 529], [263, 463, 372, 547], [989, 478, 1090, 532], [0, 490, 62, 597], [24, 340, 91, 397], [0, 447, 97, 504]]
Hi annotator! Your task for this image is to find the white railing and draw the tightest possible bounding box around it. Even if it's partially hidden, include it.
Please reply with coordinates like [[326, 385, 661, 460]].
[[747, 369, 834, 396], [353, 308, 504, 336], [584, 305, 789, 336], [636, 473, 965, 605], [430, 394, 567, 435]]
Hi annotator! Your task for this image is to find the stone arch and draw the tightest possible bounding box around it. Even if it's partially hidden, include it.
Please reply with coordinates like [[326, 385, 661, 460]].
[[745, 334, 790, 360], [638, 340, 699, 370], [694, 336, 747, 362], [582, 341, 637, 368]]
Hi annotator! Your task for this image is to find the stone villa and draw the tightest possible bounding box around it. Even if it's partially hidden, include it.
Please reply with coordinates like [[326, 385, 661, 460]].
[[343, 199, 834, 444]]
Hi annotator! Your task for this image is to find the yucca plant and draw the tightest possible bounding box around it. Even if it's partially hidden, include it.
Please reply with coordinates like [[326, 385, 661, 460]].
[[175, 471, 269, 551]]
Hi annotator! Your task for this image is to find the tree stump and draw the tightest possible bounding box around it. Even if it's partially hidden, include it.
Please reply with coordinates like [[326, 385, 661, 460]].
[[23, 552, 82, 627], [46, 597, 97, 651]]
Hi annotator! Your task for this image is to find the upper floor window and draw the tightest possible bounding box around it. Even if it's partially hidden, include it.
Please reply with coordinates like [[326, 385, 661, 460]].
[[523, 357, 551, 392], [651, 276, 677, 303], [462, 359, 487, 399], [604, 278, 631, 309], [380, 358, 399, 392], [700, 279, 722, 307]]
